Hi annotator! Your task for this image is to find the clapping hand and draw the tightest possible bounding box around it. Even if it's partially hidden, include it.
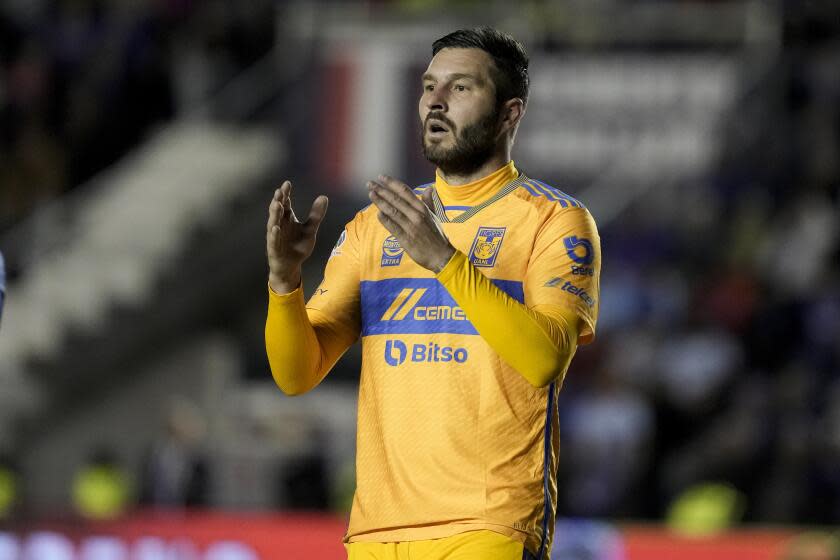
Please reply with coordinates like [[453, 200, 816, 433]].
[[266, 180, 329, 294], [368, 175, 455, 273]]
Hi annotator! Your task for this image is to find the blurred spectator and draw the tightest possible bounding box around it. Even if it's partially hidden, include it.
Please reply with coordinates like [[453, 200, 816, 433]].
[[755, 364, 815, 523], [140, 398, 209, 509], [807, 381, 840, 524], [277, 425, 329, 511], [754, 194, 838, 298], [777, 531, 840, 560], [551, 519, 624, 560], [658, 375, 771, 519], [0, 453, 18, 519], [656, 326, 743, 416], [332, 459, 356, 515], [558, 364, 654, 517], [72, 446, 133, 520], [0, 250, 5, 327], [666, 482, 745, 537]]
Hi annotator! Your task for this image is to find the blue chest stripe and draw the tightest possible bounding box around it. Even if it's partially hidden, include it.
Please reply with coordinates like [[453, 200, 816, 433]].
[[360, 277, 524, 336]]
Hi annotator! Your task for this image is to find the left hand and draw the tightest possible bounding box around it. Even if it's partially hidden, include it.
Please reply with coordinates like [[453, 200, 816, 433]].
[[368, 175, 455, 273]]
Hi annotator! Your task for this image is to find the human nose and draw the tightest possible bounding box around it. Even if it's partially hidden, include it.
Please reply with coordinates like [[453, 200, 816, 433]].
[[425, 86, 448, 112]]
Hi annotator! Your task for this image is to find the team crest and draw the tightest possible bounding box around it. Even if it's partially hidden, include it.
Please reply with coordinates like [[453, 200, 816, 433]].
[[468, 226, 506, 268], [381, 235, 404, 266]]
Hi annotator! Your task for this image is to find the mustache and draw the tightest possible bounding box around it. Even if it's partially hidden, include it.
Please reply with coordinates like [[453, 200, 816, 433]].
[[425, 112, 456, 131]]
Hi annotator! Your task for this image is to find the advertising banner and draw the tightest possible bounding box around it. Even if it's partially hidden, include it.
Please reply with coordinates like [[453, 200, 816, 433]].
[[0, 512, 802, 560]]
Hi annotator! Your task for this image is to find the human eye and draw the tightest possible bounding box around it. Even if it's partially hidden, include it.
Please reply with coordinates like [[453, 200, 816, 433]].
[[453, 84, 467, 92], [423, 83, 435, 92]]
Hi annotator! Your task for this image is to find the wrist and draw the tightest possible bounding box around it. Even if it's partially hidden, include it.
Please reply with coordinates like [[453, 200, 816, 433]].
[[432, 246, 456, 274], [269, 271, 301, 295]]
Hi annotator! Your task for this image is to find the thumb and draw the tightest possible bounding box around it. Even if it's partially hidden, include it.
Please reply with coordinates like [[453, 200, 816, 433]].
[[421, 187, 435, 212], [304, 195, 329, 233]]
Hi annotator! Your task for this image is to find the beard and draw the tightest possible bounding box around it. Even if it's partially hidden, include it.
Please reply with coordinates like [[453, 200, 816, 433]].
[[421, 107, 500, 177]]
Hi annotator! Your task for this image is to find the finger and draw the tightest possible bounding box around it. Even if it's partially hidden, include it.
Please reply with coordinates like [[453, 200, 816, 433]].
[[267, 188, 285, 231], [273, 182, 291, 224], [267, 190, 278, 227], [369, 180, 419, 221], [420, 187, 435, 212], [377, 211, 406, 238], [280, 180, 296, 222], [303, 195, 329, 233], [369, 187, 407, 223], [377, 175, 425, 212], [266, 224, 281, 258]]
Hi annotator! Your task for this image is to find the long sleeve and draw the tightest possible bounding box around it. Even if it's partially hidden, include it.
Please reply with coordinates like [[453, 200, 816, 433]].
[[436, 250, 580, 388], [435, 203, 601, 388], [265, 217, 363, 395], [265, 285, 359, 395]]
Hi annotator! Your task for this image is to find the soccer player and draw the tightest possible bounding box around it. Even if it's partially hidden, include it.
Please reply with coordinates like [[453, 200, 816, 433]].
[[265, 27, 600, 560]]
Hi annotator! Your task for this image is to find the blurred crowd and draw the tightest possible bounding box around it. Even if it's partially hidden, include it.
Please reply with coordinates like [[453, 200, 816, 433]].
[[557, 24, 840, 525], [0, 398, 210, 521], [0, 0, 274, 238]]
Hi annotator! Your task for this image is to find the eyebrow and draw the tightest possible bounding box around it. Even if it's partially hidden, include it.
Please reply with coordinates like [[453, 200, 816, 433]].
[[422, 72, 483, 84]]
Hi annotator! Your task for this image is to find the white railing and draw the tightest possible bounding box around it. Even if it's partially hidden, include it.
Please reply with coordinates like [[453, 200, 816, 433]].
[[0, 122, 281, 424]]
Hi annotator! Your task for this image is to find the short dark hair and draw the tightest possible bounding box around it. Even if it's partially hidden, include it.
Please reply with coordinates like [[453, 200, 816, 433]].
[[432, 27, 530, 107]]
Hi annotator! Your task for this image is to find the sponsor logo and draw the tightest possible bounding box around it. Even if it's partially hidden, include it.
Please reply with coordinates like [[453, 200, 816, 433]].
[[384, 339, 468, 366], [330, 229, 347, 258], [563, 236, 594, 265], [544, 278, 597, 308], [361, 278, 524, 336], [469, 226, 506, 268], [571, 265, 594, 276], [380, 288, 468, 322], [381, 235, 404, 267], [384, 339, 407, 366]]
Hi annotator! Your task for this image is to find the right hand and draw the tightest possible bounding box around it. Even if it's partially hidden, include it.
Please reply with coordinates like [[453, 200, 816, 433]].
[[266, 180, 329, 294]]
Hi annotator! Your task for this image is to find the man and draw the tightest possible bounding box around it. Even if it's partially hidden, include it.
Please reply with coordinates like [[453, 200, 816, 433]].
[[265, 27, 600, 560]]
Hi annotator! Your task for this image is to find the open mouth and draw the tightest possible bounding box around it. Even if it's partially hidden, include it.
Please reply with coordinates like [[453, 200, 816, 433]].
[[427, 120, 450, 134]]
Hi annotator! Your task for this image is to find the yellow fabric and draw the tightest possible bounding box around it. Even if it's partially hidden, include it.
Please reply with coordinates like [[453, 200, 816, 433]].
[[436, 250, 579, 388], [345, 529, 523, 560], [265, 162, 601, 559], [266, 286, 359, 395], [434, 161, 518, 220]]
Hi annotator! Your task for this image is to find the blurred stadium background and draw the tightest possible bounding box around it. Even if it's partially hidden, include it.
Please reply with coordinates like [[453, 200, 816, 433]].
[[0, 0, 839, 558]]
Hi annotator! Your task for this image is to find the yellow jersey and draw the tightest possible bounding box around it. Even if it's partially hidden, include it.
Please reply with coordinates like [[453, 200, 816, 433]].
[[266, 162, 601, 559]]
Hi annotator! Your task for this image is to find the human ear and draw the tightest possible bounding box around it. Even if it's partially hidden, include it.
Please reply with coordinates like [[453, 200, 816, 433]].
[[500, 98, 525, 135]]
